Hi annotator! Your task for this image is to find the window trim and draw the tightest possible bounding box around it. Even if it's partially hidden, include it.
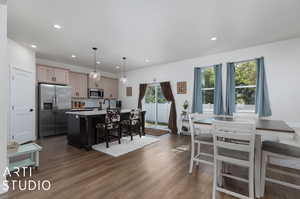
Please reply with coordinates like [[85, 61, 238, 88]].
[[234, 60, 257, 112]]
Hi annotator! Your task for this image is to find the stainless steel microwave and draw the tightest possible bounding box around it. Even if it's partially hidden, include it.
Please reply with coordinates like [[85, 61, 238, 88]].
[[88, 88, 104, 99]]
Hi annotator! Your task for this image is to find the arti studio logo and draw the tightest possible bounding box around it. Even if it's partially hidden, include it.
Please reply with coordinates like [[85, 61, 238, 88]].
[[2, 167, 51, 191]]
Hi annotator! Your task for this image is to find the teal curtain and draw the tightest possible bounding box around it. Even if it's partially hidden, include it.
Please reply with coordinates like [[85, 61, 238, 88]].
[[213, 64, 224, 115], [225, 63, 235, 115], [255, 57, 272, 117], [192, 67, 203, 113]]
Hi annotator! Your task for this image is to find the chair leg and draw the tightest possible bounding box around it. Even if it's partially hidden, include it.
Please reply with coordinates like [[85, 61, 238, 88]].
[[196, 143, 200, 166], [105, 130, 109, 148], [118, 127, 121, 144], [217, 160, 223, 187], [261, 152, 268, 197], [249, 163, 255, 199], [212, 159, 218, 199], [189, 143, 195, 174]]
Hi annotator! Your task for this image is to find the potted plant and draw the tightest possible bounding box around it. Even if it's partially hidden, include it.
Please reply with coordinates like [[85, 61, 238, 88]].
[[182, 100, 189, 116]]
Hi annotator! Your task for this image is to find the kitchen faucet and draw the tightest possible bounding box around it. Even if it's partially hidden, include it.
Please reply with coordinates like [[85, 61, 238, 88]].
[[103, 98, 111, 110]]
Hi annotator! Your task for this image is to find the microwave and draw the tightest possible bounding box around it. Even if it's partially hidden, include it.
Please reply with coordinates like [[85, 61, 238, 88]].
[[88, 88, 104, 99]]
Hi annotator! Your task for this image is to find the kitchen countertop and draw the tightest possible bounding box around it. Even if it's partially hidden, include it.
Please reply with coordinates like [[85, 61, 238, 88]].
[[66, 109, 140, 116]]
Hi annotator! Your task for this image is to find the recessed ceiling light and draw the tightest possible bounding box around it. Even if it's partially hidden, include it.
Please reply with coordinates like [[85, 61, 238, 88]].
[[145, 59, 150, 63], [71, 54, 76, 58], [211, 37, 217, 41], [96, 61, 101, 64], [31, 44, 37, 48], [116, 66, 120, 69], [53, 24, 62, 29]]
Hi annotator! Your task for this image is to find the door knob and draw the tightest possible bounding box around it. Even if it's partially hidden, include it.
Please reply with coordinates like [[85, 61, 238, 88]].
[[29, 109, 34, 112]]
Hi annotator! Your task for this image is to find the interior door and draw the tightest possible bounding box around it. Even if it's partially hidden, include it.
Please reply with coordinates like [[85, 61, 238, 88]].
[[10, 67, 35, 143]]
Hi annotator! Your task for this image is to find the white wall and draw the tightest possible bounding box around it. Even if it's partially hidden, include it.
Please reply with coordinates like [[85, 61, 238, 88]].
[[119, 37, 300, 126], [36, 58, 118, 79], [0, 2, 8, 194], [7, 39, 36, 142]]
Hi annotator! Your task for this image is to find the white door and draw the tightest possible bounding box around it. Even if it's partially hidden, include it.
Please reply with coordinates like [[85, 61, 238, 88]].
[[10, 67, 35, 143]]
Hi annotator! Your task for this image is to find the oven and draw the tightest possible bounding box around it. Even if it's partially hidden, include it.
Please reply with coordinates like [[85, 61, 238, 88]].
[[88, 88, 104, 99]]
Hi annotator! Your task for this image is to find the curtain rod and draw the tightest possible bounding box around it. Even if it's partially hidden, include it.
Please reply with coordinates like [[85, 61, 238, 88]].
[[228, 56, 264, 64], [141, 81, 170, 85], [194, 63, 222, 68]]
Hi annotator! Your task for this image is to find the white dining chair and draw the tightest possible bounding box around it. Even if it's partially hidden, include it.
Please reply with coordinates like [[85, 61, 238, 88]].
[[188, 113, 214, 174], [261, 141, 300, 196], [212, 120, 256, 199]]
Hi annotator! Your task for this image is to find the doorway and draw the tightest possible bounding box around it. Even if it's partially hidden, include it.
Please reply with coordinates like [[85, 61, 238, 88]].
[[10, 67, 35, 143], [143, 84, 170, 131]]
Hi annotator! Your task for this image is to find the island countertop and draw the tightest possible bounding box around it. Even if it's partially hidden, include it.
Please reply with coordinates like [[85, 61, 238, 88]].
[[66, 109, 146, 149], [66, 109, 144, 116]]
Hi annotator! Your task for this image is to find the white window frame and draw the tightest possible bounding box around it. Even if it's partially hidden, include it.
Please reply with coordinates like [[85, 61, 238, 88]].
[[201, 67, 215, 113], [234, 63, 257, 113]]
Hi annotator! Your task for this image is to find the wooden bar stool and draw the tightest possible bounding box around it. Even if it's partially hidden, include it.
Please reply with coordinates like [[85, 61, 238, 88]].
[[188, 113, 214, 174], [121, 109, 142, 140], [96, 109, 121, 148], [261, 141, 300, 196], [212, 120, 256, 199]]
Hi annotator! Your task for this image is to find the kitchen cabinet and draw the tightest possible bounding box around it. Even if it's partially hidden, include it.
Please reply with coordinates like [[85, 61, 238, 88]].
[[69, 72, 88, 98], [88, 76, 118, 99], [102, 77, 118, 99], [88, 76, 102, 89], [37, 65, 69, 85]]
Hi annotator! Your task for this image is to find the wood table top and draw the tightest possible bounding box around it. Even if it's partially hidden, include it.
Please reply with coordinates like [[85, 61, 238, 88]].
[[193, 117, 295, 133]]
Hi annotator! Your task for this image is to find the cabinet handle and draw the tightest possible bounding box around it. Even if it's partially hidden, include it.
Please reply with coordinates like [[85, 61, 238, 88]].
[[52, 77, 56, 82]]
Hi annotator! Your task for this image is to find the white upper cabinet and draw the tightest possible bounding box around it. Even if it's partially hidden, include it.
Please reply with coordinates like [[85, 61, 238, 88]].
[[37, 65, 69, 85], [69, 72, 88, 98]]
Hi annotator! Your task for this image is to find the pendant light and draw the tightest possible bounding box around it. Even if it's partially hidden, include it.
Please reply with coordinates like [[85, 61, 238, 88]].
[[89, 47, 101, 81], [120, 57, 127, 84]]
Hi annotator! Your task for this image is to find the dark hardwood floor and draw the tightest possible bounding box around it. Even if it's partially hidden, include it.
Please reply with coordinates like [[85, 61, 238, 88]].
[[1, 135, 300, 199]]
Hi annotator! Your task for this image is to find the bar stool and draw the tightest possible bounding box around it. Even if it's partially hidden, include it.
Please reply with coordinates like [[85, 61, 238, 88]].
[[261, 141, 300, 196], [121, 109, 142, 140], [188, 113, 214, 174], [96, 109, 121, 148], [212, 120, 256, 199]]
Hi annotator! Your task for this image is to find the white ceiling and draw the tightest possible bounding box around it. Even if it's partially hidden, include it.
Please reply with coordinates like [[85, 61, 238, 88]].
[[7, 0, 300, 73]]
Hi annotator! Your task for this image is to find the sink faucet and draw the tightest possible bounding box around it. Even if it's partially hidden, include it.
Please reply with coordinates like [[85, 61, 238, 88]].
[[103, 99, 111, 110]]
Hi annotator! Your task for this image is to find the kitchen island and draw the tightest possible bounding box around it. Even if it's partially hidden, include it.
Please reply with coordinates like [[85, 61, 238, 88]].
[[66, 109, 146, 150]]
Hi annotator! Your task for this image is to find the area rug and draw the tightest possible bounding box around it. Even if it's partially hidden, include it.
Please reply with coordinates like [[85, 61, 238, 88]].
[[145, 128, 169, 136], [92, 136, 160, 157]]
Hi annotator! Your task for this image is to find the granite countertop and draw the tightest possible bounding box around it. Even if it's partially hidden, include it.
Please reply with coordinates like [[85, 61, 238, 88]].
[[66, 109, 134, 116]]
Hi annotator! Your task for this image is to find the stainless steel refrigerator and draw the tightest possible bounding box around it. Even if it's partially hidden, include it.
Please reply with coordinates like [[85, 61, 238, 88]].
[[38, 84, 71, 138]]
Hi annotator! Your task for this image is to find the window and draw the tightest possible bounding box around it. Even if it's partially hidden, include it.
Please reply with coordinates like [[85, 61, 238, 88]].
[[202, 67, 215, 111], [234, 60, 256, 111]]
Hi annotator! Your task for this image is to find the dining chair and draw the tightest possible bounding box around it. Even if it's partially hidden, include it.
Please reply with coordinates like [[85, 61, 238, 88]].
[[233, 112, 258, 121], [190, 112, 215, 134], [188, 113, 214, 174], [212, 120, 256, 199], [261, 141, 300, 196]]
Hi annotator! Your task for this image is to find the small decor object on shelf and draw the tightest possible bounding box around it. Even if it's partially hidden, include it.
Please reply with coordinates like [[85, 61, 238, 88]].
[[126, 87, 132, 96], [179, 100, 190, 135], [7, 141, 19, 153], [182, 100, 189, 115], [177, 81, 187, 94]]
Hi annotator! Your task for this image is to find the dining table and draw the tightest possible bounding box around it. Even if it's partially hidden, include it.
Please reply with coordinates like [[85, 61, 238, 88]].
[[192, 116, 296, 198]]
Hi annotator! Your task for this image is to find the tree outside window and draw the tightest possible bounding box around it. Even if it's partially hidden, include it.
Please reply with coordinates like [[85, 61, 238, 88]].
[[202, 67, 215, 111], [235, 60, 256, 111]]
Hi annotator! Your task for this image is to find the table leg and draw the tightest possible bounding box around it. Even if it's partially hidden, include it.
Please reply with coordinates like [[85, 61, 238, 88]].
[[255, 135, 262, 198], [35, 151, 40, 168]]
